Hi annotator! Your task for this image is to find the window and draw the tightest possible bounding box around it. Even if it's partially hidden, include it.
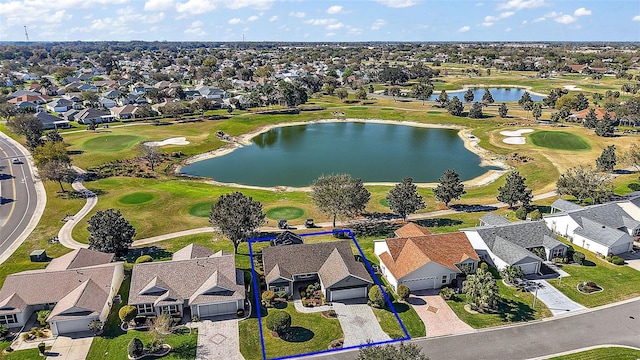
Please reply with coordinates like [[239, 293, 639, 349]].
[[551, 248, 564, 259], [136, 304, 154, 314], [0, 314, 17, 325], [441, 275, 447, 284], [161, 305, 180, 315], [271, 286, 288, 293]]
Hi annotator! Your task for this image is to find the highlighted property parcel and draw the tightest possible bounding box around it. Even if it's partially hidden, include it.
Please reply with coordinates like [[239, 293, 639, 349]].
[[248, 229, 409, 360]]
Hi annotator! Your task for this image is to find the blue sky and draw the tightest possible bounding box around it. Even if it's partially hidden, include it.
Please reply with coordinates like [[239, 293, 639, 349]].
[[0, 0, 638, 42]]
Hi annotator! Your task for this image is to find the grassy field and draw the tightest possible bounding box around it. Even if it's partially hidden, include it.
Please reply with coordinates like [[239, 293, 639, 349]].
[[529, 131, 591, 150], [549, 347, 640, 360]]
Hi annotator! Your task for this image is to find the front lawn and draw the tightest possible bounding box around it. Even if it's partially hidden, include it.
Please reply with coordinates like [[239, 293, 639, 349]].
[[550, 347, 640, 360], [547, 242, 640, 307], [239, 303, 343, 360], [372, 301, 425, 339], [447, 276, 551, 328]]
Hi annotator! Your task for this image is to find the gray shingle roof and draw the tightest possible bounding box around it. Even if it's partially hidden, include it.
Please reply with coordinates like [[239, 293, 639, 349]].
[[491, 237, 541, 266], [47, 248, 114, 271], [567, 203, 637, 230], [550, 199, 583, 212], [573, 217, 632, 247], [466, 220, 556, 250], [479, 213, 511, 226], [172, 244, 214, 261]]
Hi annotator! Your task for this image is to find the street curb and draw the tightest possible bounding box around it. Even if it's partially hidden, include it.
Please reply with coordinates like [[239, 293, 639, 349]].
[[527, 344, 640, 359], [0, 131, 47, 265]]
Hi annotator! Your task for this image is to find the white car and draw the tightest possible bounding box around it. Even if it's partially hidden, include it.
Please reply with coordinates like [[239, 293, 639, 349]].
[[11, 158, 20, 164]]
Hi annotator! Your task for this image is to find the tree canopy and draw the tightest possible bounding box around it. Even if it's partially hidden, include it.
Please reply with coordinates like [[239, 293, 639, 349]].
[[446, 96, 464, 116], [6, 113, 43, 149], [497, 171, 532, 208], [481, 88, 494, 105], [209, 192, 265, 253], [498, 103, 509, 118], [311, 174, 370, 228], [463, 89, 474, 103], [386, 177, 426, 220], [88, 209, 136, 256], [556, 166, 613, 204], [595, 145, 616, 172], [468, 102, 483, 118], [433, 169, 466, 207]]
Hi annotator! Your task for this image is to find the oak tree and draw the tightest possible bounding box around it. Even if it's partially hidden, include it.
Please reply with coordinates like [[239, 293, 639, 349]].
[[209, 192, 265, 254], [386, 177, 426, 220]]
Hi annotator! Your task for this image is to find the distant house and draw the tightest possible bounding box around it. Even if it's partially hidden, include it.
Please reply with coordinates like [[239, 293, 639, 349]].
[[128, 244, 245, 318], [36, 112, 70, 130], [110, 104, 138, 119], [262, 241, 373, 302], [374, 223, 479, 291], [47, 98, 74, 113], [74, 108, 114, 125], [0, 249, 123, 335], [462, 216, 568, 274], [8, 94, 49, 105], [544, 198, 639, 256], [568, 108, 616, 123]]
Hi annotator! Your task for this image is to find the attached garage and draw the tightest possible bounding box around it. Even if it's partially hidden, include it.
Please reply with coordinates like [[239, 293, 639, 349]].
[[515, 262, 539, 275], [329, 287, 368, 302], [52, 317, 95, 335], [197, 302, 238, 317], [401, 277, 435, 291], [608, 242, 632, 255]]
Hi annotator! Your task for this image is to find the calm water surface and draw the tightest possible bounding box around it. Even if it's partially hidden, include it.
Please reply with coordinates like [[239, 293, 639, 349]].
[[181, 122, 493, 187], [429, 87, 544, 102]]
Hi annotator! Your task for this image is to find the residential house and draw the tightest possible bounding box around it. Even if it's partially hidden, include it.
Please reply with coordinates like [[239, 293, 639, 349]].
[[36, 112, 70, 130], [110, 104, 138, 119], [462, 215, 568, 274], [0, 249, 123, 335], [15, 101, 44, 113], [8, 94, 49, 105], [544, 198, 638, 256], [374, 223, 479, 291], [128, 244, 245, 318], [262, 241, 373, 302], [99, 97, 117, 109], [74, 108, 114, 124], [47, 98, 74, 113], [568, 108, 616, 123]]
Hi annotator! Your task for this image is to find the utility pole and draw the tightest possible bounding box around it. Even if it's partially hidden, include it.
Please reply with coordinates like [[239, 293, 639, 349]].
[[24, 26, 29, 42]]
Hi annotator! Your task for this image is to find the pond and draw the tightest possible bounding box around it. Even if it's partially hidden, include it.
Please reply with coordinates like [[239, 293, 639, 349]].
[[429, 87, 544, 102], [181, 122, 495, 187]]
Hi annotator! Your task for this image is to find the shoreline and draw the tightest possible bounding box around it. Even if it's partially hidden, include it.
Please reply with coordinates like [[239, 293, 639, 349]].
[[177, 118, 511, 191], [451, 84, 547, 98]]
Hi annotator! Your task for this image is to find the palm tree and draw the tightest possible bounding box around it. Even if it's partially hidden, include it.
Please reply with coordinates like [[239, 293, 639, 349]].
[[462, 267, 498, 312]]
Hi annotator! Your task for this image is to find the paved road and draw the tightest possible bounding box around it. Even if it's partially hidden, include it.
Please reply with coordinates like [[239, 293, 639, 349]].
[[0, 133, 46, 264], [313, 298, 640, 360]]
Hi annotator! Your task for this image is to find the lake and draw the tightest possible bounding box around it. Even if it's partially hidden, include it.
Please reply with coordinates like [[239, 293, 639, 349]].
[[429, 87, 544, 102], [181, 122, 494, 187]]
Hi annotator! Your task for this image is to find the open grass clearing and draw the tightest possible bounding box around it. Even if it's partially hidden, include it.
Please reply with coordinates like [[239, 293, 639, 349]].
[[265, 206, 306, 221], [82, 134, 144, 152], [529, 131, 591, 151], [188, 202, 212, 218], [549, 347, 640, 360], [547, 240, 640, 308], [118, 192, 156, 205]]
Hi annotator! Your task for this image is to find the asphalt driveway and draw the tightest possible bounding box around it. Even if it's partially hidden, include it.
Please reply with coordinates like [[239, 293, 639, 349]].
[[528, 280, 586, 316], [407, 290, 473, 337]]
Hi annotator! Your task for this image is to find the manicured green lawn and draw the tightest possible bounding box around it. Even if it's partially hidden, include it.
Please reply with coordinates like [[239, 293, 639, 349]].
[[82, 135, 144, 152], [239, 303, 343, 360], [265, 206, 306, 220], [550, 347, 640, 360], [447, 275, 551, 328], [188, 202, 212, 218], [118, 192, 156, 205], [547, 241, 640, 307], [372, 301, 425, 339], [0, 347, 43, 360], [529, 131, 591, 150]]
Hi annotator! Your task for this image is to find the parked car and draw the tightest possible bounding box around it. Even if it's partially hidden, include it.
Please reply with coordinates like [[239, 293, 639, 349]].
[[11, 158, 20, 164]]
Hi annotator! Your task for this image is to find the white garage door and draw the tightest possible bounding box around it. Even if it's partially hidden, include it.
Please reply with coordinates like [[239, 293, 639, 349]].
[[198, 302, 237, 317], [402, 277, 435, 291], [330, 287, 367, 302], [54, 317, 94, 335], [516, 262, 539, 275]]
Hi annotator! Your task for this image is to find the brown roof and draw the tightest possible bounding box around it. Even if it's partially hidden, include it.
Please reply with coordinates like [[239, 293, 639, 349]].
[[572, 108, 616, 120], [47, 248, 114, 271], [262, 241, 372, 288], [48, 280, 107, 321], [379, 232, 479, 280], [394, 223, 432, 238], [172, 244, 214, 261], [128, 246, 244, 307], [0, 263, 120, 315]]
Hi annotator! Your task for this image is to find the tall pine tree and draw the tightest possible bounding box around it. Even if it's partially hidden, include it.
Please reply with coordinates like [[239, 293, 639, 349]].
[[386, 177, 426, 220], [434, 169, 466, 208], [497, 171, 532, 208]]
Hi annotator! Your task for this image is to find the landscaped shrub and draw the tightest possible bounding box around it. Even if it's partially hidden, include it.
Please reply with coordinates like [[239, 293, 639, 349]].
[[237, 309, 245, 317], [573, 251, 586, 265], [397, 284, 410, 301], [515, 206, 528, 220], [87, 320, 103, 334], [119, 305, 138, 323], [439, 287, 456, 300], [38, 342, 45, 355], [529, 209, 542, 221], [609, 256, 625, 265], [500, 266, 524, 285], [135, 255, 153, 264], [37, 310, 51, 327], [128, 337, 144, 358], [0, 324, 8, 337], [368, 286, 385, 308], [262, 290, 275, 307], [266, 310, 291, 334]]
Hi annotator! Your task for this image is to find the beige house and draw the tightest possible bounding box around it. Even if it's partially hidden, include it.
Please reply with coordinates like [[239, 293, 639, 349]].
[[0, 249, 124, 335]]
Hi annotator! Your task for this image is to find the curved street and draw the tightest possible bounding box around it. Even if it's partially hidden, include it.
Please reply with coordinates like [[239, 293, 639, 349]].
[[0, 132, 46, 265]]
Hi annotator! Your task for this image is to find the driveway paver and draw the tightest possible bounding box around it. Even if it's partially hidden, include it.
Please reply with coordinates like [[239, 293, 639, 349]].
[[45, 334, 93, 360], [528, 280, 586, 316], [408, 290, 473, 337], [196, 319, 244, 360], [332, 301, 391, 347]]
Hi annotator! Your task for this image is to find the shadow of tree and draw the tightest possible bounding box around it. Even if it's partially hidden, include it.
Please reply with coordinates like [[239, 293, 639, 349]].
[[171, 342, 198, 359], [498, 297, 536, 322], [415, 218, 464, 228], [279, 327, 314, 342]]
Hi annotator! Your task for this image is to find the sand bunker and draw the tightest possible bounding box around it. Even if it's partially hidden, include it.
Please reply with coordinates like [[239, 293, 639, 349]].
[[145, 137, 190, 146], [503, 137, 526, 145], [563, 85, 583, 91], [499, 129, 534, 137]]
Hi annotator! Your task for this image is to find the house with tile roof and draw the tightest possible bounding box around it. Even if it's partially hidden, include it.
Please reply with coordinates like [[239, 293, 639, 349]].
[[568, 108, 616, 123], [374, 223, 479, 291], [0, 249, 123, 335], [262, 241, 373, 302], [128, 244, 245, 318], [544, 198, 639, 256], [462, 215, 568, 274]]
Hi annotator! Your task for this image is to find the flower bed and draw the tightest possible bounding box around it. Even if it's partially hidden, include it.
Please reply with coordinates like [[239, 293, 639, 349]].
[[577, 281, 603, 294], [128, 344, 171, 360]]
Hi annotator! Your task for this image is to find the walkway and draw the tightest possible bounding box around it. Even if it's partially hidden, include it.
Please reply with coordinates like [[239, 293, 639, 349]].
[[528, 280, 587, 316], [407, 290, 473, 337], [57, 167, 93, 250], [194, 319, 244, 360]]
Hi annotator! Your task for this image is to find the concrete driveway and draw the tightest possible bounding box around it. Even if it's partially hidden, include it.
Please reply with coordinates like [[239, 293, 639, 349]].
[[407, 290, 473, 337], [45, 335, 93, 360], [619, 251, 640, 272], [528, 280, 586, 316], [195, 319, 244, 360], [332, 300, 390, 347]]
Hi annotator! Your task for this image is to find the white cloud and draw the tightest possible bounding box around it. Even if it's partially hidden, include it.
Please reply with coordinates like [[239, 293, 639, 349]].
[[482, 22, 494, 27], [497, 0, 545, 10], [185, 20, 206, 36], [327, 5, 343, 14], [176, 0, 216, 15], [347, 26, 363, 35], [225, 0, 273, 10], [505, 27, 512, 32], [485, 11, 515, 22], [458, 25, 470, 32], [533, 17, 545, 22], [544, 11, 560, 18], [247, 15, 259, 21], [574, 7, 591, 16], [305, 18, 343, 30], [175, 0, 271, 14], [633, 15, 640, 21], [375, 0, 418, 8], [521, 20, 527, 24], [228, 17, 243, 24], [555, 14, 576, 24], [327, 22, 344, 30], [476, 2, 484, 6], [371, 19, 386, 30], [326, 32, 336, 36], [269, 15, 278, 22], [289, 11, 305, 18], [144, 0, 173, 11]]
